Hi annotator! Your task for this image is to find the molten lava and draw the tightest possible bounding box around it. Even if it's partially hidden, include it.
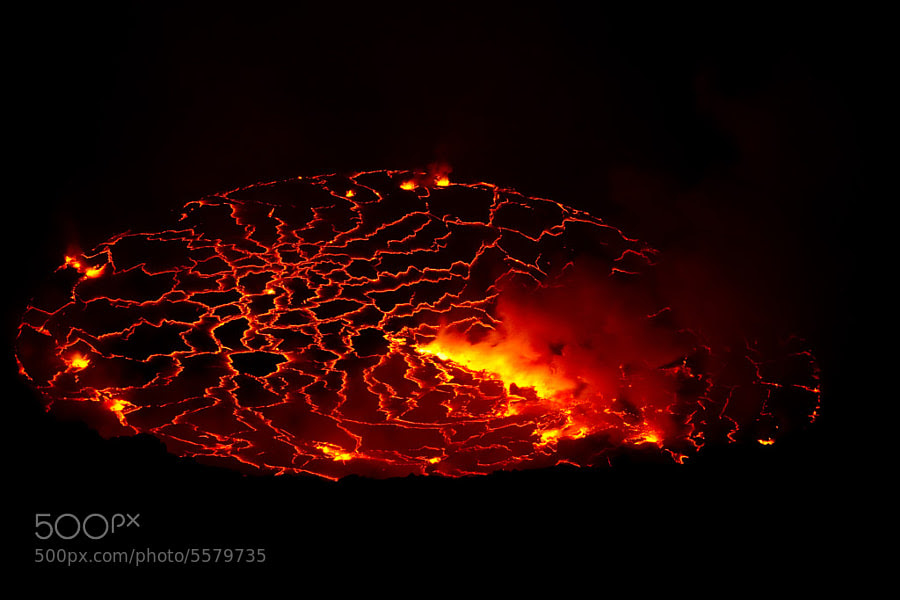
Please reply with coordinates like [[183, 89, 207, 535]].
[[415, 332, 579, 400], [15, 169, 821, 479]]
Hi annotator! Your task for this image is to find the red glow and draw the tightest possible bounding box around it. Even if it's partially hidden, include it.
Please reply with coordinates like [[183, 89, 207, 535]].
[[15, 169, 821, 479]]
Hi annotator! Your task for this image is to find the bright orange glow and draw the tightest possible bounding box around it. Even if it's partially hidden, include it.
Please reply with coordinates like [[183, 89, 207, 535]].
[[104, 398, 135, 427], [539, 428, 563, 444], [84, 265, 105, 278], [537, 422, 589, 445], [415, 332, 578, 400], [106, 398, 133, 413], [435, 175, 450, 187], [68, 354, 90, 370], [629, 430, 663, 445], [345, 189, 356, 197], [316, 443, 354, 462], [757, 438, 776, 445], [400, 181, 416, 191], [64, 254, 105, 278]]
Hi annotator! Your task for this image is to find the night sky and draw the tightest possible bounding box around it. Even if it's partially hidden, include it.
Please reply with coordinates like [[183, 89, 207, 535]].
[[8, 3, 874, 584]]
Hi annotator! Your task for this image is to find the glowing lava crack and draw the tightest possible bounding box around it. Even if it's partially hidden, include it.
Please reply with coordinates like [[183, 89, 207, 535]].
[[15, 169, 821, 479]]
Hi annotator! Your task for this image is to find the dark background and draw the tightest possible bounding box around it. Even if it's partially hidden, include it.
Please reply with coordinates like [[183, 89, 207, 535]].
[[7, 2, 876, 584]]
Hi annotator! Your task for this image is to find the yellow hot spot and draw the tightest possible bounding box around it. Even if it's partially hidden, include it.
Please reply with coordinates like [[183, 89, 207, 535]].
[[107, 398, 133, 413], [539, 424, 588, 445], [104, 398, 135, 426], [69, 354, 90, 370], [503, 402, 521, 416], [435, 176, 450, 187], [757, 438, 776, 446], [85, 265, 105, 278], [65, 255, 86, 269], [415, 336, 576, 399], [317, 443, 354, 461], [264, 288, 276, 295], [426, 457, 441, 464], [630, 430, 662, 445], [540, 429, 562, 444], [400, 181, 416, 191], [345, 189, 356, 197]]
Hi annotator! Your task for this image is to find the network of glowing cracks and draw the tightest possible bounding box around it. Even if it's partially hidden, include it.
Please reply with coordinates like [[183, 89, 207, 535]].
[[16, 169, 821, 479]]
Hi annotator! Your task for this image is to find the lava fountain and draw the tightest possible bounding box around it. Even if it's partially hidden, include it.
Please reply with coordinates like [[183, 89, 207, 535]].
[[15, 169, 821, 479]]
